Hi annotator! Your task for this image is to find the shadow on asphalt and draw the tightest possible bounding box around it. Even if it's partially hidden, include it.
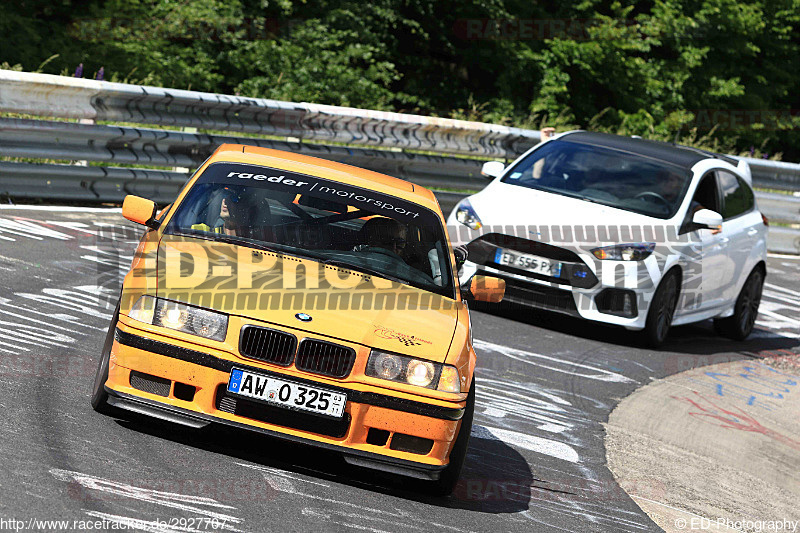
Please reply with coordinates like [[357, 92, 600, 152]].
[[114, 414, 533, 514], [471, 301, 799, 361]]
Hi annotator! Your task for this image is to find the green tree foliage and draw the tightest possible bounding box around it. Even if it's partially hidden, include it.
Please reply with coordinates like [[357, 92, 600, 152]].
[[1, 0, 799, 158]]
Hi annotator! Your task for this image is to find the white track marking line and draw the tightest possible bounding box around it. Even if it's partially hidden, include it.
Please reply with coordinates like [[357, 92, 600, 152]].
[[765, 283, 800, 298], [0, 340, 23, 353], [755, 321, 800, 338], [0, 330, 71, 350], [300, 508, 399, 533], [472, 425, 580, 463], [83, 511, 198, 533], [0, 300, 105, 331], [758, 308, 800, 327], [474, 339, 634, 383], [237, 464, 468, 532], [50, 469, 242, 526], [762, 291, 800, 306], [0, 303, 99, 334]]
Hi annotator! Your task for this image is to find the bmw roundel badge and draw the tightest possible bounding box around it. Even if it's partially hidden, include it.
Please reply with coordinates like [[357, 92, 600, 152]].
[[295, 313, 312, 322]]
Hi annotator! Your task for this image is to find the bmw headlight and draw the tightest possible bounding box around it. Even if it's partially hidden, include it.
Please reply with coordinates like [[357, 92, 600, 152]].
[[366, 350, 461, 393], [454, 199, 483, 230], [591, 243, 655, 261], [129, 295, 228, 341]]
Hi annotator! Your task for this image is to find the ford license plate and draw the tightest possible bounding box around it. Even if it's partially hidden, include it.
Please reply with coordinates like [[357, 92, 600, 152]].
[[495, 248, 562, 277]]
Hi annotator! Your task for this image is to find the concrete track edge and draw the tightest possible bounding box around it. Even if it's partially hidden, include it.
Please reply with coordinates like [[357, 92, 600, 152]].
[[604, 353, 800, 532]]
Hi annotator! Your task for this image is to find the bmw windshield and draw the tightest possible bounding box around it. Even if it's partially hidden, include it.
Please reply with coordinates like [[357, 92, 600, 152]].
[[501, 139, 692, 219], [165, 163, 456, 299]]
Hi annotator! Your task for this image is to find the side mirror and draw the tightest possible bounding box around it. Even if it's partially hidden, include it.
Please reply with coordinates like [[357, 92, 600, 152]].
[[123, 195, 160, 230], [481, 161, 505, 180], [466, 275, 505, 303], [692, 209, 723, 231]]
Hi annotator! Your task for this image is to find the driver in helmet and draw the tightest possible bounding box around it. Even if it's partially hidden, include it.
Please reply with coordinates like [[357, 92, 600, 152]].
[[358, 217, 408, 257], [191, 187, 254, 237], [355, 217, 444, 285]]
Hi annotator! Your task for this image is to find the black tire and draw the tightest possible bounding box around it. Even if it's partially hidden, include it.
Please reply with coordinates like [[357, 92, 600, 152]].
[[427, 382, 475, 497], [644, 270, 680, 348], [91, 301, 120, 415], [714, 267, 764, 341]]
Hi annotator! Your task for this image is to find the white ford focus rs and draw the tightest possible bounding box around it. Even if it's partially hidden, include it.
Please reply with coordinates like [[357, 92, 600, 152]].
[[447, 131, 768, 346]]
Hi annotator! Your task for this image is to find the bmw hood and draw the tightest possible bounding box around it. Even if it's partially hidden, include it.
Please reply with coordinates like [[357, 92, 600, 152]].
[[155, 235, 460, 361]]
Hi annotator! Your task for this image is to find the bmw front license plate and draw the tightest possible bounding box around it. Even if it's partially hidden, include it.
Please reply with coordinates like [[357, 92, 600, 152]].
[[495, 248, 562, 277], [227, 369, 346, 418]]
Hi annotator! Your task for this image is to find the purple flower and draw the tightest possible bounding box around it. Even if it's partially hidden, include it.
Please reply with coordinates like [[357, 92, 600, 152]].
[[74, 63, 84, 78], [95, 67, 104, 81]]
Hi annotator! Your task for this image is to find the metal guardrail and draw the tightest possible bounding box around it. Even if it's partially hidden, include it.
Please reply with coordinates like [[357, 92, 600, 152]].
[[1, 69, 798, 253], [0, 70, 539, 159], [0, 116, 489, 200], [733, 157, 800, 191]]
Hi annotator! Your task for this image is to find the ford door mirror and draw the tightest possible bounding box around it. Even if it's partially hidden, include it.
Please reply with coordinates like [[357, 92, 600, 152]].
[[481, 161, 505, 180], [692, 209, 723, 231]]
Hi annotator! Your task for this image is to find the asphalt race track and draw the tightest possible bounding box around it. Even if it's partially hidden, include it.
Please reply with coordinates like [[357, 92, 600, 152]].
[[0, 206, 798, 532]]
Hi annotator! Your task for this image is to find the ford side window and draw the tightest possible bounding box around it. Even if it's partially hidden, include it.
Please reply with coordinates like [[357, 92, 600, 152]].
[[738, 177, 755, 215], [718, 171, 752, 219]]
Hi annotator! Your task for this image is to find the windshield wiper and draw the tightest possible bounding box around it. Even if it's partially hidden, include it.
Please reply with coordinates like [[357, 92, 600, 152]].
[[320, 259, 407, 285], [171, 229, 327, 262], [544, 187, 605, 204]]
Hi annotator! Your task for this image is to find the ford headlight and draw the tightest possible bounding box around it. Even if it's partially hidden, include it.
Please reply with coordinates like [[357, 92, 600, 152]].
[[591, 243, 655, 261], [366, 350, 461, 393], [129, 295, 228, 341], [454, 199, 483, 230]]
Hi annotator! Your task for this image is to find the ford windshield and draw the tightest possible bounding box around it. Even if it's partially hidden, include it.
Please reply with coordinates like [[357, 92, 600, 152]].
[[501, 139, 692, 219]]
